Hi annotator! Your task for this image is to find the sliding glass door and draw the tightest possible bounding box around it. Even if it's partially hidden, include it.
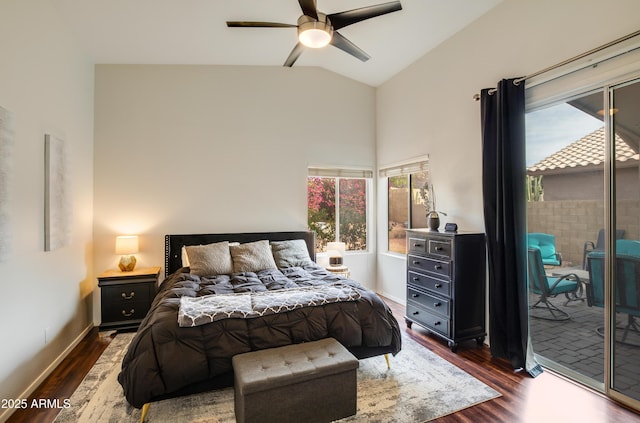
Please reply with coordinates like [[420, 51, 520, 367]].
[[526, 75, 640, 409], [526, 90, 605, 389], [611, 78, 640, 402]]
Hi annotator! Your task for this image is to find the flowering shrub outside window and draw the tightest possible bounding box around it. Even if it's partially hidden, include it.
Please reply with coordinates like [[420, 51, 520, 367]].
[[307, 177, 367, 252]]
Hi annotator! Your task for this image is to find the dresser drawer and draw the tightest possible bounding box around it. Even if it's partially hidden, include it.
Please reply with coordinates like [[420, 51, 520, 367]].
[[428, 239, 452, 259], [406, 304, 450, 338], [101, 283, 152, 306], [407, 255, 450, 279], [102, 300, 150, 323], [407, 271, 451, 297], [408, 237, 427, 255], [407, 287, 450, 318]]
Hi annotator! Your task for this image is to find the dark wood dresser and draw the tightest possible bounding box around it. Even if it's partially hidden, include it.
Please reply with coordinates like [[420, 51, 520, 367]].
[[98, 266, 160, 331], [405, 229, 486, 352]]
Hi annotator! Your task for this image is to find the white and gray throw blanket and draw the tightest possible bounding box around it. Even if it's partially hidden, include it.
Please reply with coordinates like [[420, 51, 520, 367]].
[[178, 283, 361, 327]]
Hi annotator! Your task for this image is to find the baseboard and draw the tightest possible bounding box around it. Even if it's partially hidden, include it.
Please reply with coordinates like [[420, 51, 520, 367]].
[[378, 290, 405, 306], [0, 323, 93, 423]]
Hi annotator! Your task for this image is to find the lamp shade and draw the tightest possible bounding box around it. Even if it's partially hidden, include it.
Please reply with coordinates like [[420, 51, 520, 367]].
[[326, 242, 346, 256], [115, 235, 139, 255]]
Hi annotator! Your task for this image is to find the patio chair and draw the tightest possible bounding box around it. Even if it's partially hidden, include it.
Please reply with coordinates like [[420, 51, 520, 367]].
[[586, 240, 640, 345], [528, 233, 562, 266], [528, 247, 581, 321], [582, 228, 625, 270]]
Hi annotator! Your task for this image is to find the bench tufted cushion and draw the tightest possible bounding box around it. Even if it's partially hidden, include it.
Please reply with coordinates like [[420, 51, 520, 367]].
[[232, 338, 359, 423], [232, 337, 358, 394]]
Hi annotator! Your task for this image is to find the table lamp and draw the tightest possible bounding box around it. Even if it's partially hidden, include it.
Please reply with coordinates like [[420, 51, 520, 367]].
[[115, 235, 139, 271], [326, 241, 346, 267]]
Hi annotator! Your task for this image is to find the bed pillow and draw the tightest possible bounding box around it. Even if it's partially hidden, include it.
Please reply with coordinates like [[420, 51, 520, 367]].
[[230, 240, 277, 273], [185, 241, 233, 276], [271, 239, 314, 268], [181, 246, 190, 268]]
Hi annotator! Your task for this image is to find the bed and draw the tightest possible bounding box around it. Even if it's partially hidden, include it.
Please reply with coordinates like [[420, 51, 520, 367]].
[[117, 231, 402, 409]]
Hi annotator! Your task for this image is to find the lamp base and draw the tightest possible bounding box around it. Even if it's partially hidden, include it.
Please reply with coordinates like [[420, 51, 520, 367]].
[[119, 255, 137, 272], [329, 256, 343, 267]]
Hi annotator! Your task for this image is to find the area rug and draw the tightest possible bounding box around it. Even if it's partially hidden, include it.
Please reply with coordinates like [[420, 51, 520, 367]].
[[55, 332, 500, 423]]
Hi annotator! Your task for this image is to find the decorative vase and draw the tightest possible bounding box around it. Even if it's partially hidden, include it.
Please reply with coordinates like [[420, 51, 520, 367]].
[[427, 212, 440, 232]]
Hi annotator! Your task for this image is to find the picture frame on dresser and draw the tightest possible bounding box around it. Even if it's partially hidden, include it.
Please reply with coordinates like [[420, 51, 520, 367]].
[[405, 229, 486, 352]]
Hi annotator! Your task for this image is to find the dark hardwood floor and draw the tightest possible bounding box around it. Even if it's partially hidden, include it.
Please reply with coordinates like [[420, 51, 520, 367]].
[[6, 327, 114, 423], [6, 296, 640, 423]]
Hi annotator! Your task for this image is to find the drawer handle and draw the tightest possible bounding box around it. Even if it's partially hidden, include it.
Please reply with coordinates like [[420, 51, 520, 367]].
[[412, 311, 419, 315], [412, 277, 420, 281], [435, 246, 443, 251], [434, 283, 442, 288], [413, 243, 423, 248], [122, 309, 135, 317], [412, 293, 419, 298], [412, 260, 420, 265], [434, 321, 441, 326], [121, 292, 135, 300], [434, 302, 441, 307], [434, 265, 442, 270]]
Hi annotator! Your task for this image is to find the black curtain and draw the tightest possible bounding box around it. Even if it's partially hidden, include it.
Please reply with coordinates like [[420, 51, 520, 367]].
[[481, 78, 542, 377]]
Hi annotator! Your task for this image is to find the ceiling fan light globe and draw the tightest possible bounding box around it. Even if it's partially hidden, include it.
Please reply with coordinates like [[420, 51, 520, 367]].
[[299, 28, 331, 48], [297, 14, 333, 49]]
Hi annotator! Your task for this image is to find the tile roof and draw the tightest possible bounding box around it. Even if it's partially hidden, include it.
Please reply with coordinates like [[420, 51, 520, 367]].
[[527, 127, 639, 174]]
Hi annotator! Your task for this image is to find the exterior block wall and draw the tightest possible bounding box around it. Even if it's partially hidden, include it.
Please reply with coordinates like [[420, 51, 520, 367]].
[[528, 200, 640, 267]]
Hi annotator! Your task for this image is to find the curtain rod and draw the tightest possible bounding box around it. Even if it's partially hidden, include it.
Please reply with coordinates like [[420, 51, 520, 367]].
[[472, 29, 640, 101]]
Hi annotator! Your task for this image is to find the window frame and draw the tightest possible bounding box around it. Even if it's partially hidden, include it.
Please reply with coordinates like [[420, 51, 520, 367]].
[[307, 167, 373, 253], [379, 157, 430, 255]]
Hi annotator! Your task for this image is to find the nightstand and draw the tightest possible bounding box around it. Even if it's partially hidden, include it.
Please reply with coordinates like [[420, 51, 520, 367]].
[[325, 265, 350, 278], [98, 266, 161, 331]]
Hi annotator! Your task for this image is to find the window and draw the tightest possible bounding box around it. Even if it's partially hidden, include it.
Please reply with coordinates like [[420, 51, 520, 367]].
[[381, 158, 429, 254], [307, 167, 371, 252]]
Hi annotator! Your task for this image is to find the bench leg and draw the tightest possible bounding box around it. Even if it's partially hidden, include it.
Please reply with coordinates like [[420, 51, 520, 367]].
[[140, 403, 150, 423], [384, 354, 390, 369]]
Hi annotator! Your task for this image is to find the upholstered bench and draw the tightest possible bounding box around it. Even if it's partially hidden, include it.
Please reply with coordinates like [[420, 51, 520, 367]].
[[232, 338, 359, 423]]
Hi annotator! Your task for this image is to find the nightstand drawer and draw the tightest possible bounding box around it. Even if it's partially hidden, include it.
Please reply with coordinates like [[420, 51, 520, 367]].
[[407, 271, 451, 297], [407, 255, 450, 279], [98, 266, 160, 331], [102, 300, 150, 323], [406, 304, 450, 338], [407, 287, 450, 318], [101, 283, 152, 306]]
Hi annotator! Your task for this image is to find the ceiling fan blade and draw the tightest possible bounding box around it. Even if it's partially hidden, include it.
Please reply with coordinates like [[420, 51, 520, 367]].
[[284, 42, 305, 67], [327, 1, 402, 30], [226, 21, 297, 28], [298, 0, 318, 19], [330, 32, 370, 62]]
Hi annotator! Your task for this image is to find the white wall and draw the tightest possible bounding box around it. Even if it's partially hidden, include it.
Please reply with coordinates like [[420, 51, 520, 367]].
[[0, 1, 94, 419], [375, 0, 640, 302], [92, 65, 377, 322]]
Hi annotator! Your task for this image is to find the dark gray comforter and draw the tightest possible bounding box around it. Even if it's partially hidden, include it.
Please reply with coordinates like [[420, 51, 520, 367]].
[[118, 263, 402, 408]]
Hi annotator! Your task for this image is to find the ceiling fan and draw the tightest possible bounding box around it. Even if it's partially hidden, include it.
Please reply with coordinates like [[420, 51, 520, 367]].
[[226, 0, 402, 67]]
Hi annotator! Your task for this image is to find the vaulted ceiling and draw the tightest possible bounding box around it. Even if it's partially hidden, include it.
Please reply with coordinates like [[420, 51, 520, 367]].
[[52, 0, 502, 86]]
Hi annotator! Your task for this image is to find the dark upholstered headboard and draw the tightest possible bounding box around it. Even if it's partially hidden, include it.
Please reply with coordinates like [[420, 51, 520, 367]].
[[164, 231, 316, 277]]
